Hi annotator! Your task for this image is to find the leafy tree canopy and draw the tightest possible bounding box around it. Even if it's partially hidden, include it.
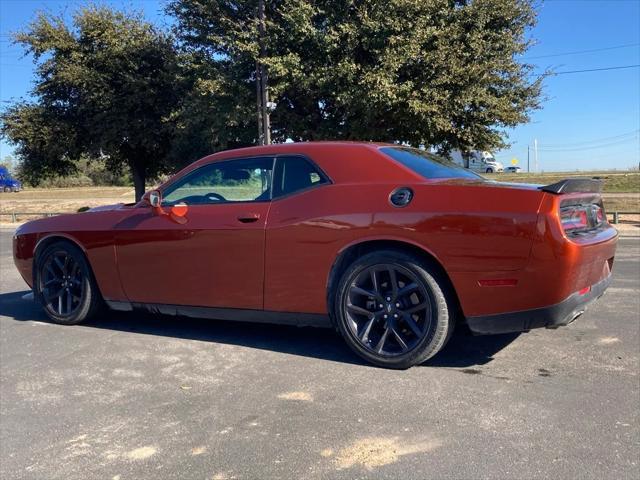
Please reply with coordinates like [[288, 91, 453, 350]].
[[169, 0, 543, 154], [0, 6, 182, 200], [2, 1, 544, 197]]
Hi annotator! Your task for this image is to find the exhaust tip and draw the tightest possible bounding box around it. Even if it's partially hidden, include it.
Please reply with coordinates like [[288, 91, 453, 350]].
[[568, 310, 585, 325]]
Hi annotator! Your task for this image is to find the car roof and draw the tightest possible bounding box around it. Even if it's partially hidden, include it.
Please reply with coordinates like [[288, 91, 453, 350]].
[[175, 141, 422, 185], [197, 141, 393, 162]]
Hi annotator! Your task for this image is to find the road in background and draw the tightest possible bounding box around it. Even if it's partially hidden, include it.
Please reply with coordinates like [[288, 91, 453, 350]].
[[1, 229, 638, 479]]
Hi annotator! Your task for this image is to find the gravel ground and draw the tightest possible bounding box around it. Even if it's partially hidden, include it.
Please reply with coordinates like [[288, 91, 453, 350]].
[[0, 229, 638, 480]]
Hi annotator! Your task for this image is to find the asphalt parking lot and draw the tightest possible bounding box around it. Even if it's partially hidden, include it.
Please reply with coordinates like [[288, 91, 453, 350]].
[[0, 228, 638, 480]]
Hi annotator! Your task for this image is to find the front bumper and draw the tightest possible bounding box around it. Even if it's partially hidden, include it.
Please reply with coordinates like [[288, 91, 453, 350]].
[[466, 273, 611, 335]]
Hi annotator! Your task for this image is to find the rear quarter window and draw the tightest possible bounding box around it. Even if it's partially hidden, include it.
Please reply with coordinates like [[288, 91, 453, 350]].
[[380, 147, 482, 180]]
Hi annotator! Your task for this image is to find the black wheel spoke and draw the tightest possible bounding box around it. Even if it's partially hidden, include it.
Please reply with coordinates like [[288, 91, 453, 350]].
[[45, 288, 64, 302], [402, 313, 423, 337], [53, 256, 65, 273], [62, 255, 71, 275], [66, 289, 72, 313], [375, 327, 390, 353], [57, 292, 64, 315], [360, 317, 376, 343], [398, 282, 418, 298], [406, 302, 428, 314], [370, 269, 379, 292], [347, 303, 373, 317], [351, 286, 378, 299], [391, 328, 409, 351], [388, 268, 399, 298]]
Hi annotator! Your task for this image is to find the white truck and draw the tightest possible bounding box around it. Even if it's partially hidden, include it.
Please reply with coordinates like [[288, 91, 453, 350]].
[[448, 150, 504, 173]]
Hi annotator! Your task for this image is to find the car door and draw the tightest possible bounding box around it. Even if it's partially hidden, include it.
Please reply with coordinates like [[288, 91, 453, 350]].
[[263, 155, 333, 314], [114, 156, 274, 310]]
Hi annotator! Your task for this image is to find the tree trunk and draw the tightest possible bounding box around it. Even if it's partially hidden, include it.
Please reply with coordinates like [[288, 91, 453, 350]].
[[131, 163, 146, 202]]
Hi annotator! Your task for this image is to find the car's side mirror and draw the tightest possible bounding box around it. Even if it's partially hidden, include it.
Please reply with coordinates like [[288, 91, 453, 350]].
[[148, 190, 162, 208], [143, 190, 188, 223], [143, 190, 166, 217]]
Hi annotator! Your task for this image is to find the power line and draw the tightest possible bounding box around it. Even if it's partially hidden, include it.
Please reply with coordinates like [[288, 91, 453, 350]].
[[535, 64, 640, 76], [522, 42, 640, 60], [554, 64, 640, 75], [540, 130, 640, 148], [538, 137, 639, 152]]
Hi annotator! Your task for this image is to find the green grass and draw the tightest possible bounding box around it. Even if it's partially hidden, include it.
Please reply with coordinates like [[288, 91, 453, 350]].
[[483, 171, 640, 193], [600, 197, 640, 213]]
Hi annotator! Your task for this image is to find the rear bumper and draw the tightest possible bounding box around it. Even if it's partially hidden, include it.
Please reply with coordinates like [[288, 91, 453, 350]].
[[466, 273, 611, 335]]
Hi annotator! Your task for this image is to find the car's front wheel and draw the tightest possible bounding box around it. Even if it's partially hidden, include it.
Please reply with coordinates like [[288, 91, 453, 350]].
[[34, 241, 102, 325], [333, 250, 454, 368], [485, 168, 493, 173]]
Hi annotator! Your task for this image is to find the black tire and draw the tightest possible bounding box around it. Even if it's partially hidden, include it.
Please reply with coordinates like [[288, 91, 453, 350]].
[[485, 168, 493, 173], [332, 250, 455, 369], [3, 186, 10, 193], [34, 241, 102, 325]]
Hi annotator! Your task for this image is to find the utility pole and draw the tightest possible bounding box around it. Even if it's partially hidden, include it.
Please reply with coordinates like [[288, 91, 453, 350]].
[[255, 60, 263, 145], [527, 145, 530, 173], [534, 138, 538, 172], [255, 0, 271, 145]]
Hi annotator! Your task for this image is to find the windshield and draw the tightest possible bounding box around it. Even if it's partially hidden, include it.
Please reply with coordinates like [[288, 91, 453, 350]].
[[380, 147, 483, 180]]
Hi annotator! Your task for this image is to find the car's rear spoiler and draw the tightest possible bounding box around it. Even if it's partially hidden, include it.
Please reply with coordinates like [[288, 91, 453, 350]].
[[540, 178, 604, 195]]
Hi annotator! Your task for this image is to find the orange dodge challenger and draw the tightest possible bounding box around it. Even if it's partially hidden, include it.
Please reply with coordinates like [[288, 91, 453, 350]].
[[13, 142, 617, 368]]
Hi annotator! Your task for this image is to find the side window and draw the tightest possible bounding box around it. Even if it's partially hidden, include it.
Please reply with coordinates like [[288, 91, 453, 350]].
[[162, 157, 274, 206], [273, 156, 327, 198]]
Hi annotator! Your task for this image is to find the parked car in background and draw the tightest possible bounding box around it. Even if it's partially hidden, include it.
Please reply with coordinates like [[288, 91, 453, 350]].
[[505, 166, 522, 173], [449, 150, 504, 173], [12, 142, 617, 368], [0, 166, 21, 192]]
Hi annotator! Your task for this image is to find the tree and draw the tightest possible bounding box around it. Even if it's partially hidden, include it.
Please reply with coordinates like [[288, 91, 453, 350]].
[[169, 0, 543, 153], [0, 155, 18, 176], [0, 7, 182, 200]]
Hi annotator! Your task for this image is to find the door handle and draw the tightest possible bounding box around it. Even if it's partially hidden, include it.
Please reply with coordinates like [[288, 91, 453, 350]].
[[237, 213, 261, 223]]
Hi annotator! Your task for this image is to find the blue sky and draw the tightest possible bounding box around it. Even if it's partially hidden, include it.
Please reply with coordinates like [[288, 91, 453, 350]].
[[1, 0, 639, 172]]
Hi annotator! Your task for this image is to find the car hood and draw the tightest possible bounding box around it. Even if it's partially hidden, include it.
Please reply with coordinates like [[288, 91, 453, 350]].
[[87, 203, 132, 212]]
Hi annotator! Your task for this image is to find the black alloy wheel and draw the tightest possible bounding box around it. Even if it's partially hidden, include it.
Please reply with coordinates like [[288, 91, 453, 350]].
[[345, 264, 432, 356], [36, 241, 102, 324], [334, 250, 454, 368], [40, 250, 84, 317]]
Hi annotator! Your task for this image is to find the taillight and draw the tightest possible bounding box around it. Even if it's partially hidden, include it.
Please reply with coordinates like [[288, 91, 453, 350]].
[[595, 206, 604, 223], [561, 206, 590, 232], [559, 200, 606, 235]]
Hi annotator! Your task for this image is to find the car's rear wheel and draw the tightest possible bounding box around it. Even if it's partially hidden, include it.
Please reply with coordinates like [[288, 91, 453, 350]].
[[34, 241, 102, 325], [333, 250, 454, 369]]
